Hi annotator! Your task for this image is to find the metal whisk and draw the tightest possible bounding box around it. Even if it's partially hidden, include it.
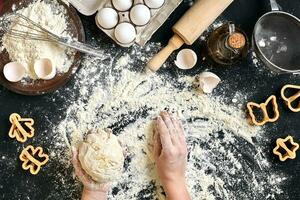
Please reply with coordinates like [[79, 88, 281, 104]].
[[0, 13, 103, 58]]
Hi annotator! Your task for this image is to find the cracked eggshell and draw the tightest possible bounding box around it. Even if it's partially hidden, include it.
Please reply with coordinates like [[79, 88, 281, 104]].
[[130, 4, 151, 26], [3, 62, 25, 82], [34, 58, 56, 80], [96, 8, 119, 29], [175, 49, 197, 70], [112, 0, 133, 11], [196, 72, 221, 94]]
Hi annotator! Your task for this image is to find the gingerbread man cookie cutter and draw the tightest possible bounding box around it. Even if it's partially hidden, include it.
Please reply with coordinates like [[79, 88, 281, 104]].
[[281, 84, 300, 112], [8, 113, 35, 143], [19, 145, 49, 175], [273, 136, 299, 161], [246, 95, 280, 126]]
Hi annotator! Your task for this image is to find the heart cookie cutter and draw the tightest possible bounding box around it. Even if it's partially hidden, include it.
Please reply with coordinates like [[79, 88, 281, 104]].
[[19, 145, 49, 175], [247, 95, 280, 126], [8, 113, 35, 143], [273, 135, 299, 161], [281, 84, 300, 112]]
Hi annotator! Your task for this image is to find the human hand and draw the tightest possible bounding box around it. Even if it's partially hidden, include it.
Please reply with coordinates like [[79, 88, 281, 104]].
[[153, 112, 190, 200], [72, 148, 110, 200]]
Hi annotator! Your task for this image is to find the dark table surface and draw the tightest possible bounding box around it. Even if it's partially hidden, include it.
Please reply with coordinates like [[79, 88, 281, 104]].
[[0, 0, 300, 199]]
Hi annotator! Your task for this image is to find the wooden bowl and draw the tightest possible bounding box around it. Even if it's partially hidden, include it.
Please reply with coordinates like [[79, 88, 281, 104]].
[[0, 0, 85, 95]]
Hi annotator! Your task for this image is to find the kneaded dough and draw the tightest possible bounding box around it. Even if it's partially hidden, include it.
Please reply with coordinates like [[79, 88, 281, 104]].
[[78, 129, 124, 183]]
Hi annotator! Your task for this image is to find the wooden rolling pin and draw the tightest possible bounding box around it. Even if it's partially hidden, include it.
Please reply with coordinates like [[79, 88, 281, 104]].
[[147, 0, 234, 71]]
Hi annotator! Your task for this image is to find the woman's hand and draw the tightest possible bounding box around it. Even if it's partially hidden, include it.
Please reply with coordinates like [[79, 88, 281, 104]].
[[153, 111, 190, 200], [72, 148, 110, 200]]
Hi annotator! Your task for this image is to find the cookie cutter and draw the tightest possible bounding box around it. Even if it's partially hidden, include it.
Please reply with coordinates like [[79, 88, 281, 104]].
[[281, 84, 300, 112], [8, 113, 35, 143], [19, 145, 49, 175], [247, 95, 280, 126], [273, 135, 299, 161]]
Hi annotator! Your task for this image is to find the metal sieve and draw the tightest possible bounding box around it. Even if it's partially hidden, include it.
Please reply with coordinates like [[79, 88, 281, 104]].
[[253, 0, 300, 73]]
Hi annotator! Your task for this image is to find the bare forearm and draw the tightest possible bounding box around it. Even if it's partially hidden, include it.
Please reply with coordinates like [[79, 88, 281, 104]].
[[81, 188, 107, 200], [163, 179, 190, 200]]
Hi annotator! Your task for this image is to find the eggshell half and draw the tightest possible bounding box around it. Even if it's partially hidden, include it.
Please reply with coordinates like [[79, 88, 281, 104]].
[[3, 62, 25, 82], [196, 72, 221, 94], [34, 58, 56, 80], [175, 49, 197, 70]]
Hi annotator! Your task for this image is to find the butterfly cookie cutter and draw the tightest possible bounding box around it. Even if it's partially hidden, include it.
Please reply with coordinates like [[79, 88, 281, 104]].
[[8, 113, 35, 143], [273, 136, 299, 161], [281, 84, 300, 112], [19, 145, 49, 175], [246, 95, 280, 126]]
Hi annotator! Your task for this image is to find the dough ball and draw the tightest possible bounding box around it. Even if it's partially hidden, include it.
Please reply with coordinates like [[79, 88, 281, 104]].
[[78, 129, 124, 183]]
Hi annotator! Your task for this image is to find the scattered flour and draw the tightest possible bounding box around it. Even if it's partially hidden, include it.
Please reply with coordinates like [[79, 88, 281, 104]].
[[1, 0, 74, 79], [11, 4, 17, 11], [270, 36, 277, 42], [0, 10, 286, 199], [47, 42, 287, 199], [115, 54, 130, 70]]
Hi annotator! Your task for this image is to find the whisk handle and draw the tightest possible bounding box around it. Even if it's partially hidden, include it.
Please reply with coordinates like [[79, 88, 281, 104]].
[[62, 39, 104, 58]]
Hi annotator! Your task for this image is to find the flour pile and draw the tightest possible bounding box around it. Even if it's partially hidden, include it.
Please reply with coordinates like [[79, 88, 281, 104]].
[[1, 0, 74, 79], [47, 42, 287, 199]]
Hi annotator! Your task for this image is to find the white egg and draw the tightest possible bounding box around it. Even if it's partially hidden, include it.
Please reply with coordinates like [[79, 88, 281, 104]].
[[114, 23, 136, 44], [130, 4, 151, 26], [145, 0, 165, 9], [195, 72, 221, 94], [3, 62, 25, 82], [112, 0, 132, 11], [175, 49, 198, 69], [96, 8, 118, 29], [34, 58, 56, 80]]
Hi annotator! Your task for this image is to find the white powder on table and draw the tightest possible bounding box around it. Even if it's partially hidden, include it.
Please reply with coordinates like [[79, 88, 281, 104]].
[[44, 42, 287, 199], [1, 0, 74, 80]]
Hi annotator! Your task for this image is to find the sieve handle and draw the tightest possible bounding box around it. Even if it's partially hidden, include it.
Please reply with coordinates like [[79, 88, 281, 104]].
[[270, 0, 280, 11]]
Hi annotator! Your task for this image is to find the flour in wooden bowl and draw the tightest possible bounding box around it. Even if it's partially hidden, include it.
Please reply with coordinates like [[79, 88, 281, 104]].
[[1, 0, 74, 80]]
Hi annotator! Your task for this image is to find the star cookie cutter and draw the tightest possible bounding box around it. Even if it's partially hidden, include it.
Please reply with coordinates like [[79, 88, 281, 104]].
[[281, 84, 300, 112], [246, 95, 280, 126], [8, 113, 35, 143], [19, 145, 49, 175], [273, 136, 299, 161]]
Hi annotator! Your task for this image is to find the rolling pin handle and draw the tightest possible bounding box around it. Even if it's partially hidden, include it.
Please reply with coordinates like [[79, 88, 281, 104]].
[[147, 34, 184, 72]]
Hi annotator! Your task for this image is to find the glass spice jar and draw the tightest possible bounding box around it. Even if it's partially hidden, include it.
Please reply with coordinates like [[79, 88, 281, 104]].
[[207, 22, 249, 65]]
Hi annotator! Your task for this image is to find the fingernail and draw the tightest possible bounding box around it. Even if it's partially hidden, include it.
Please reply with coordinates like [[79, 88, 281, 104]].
[[171, 115, 178, 121], [71, 146, 76, 152]]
